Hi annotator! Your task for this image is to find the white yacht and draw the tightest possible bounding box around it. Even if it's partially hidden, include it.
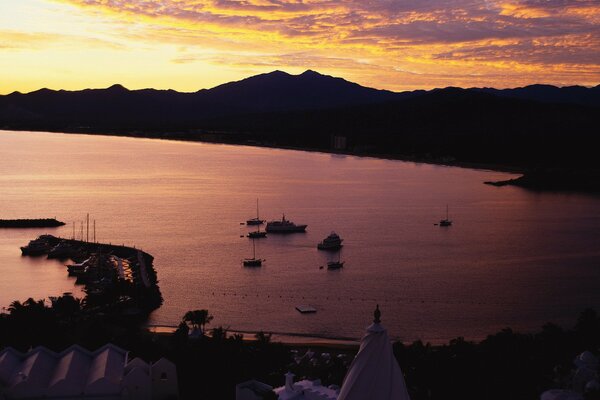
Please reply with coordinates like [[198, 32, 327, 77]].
[[317, 232, 343, 250]]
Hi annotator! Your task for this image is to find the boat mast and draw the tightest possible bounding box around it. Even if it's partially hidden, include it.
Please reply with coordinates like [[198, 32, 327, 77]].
[[256, 198, 259, 219], [252, 238, 256, 259]]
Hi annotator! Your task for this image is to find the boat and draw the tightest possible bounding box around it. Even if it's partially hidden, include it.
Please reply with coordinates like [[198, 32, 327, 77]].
[[317, 232, 343, 250], [243, 239, 262, 267], [439, 205, 453, 227], [247, 225, 267, 238], [66, 258, 91, 276], [327, 260, 344, 270], [20, 238, 51, 256], [265, 214, 307, 233], [327, 249, 344, 270], [246, 199, 265, 226]]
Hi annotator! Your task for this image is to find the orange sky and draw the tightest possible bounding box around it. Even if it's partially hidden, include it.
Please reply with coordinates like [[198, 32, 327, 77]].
[[1, 0, 599, 94]]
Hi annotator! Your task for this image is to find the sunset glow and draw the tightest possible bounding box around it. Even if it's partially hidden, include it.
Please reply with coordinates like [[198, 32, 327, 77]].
[[1, 0, 599, 94]]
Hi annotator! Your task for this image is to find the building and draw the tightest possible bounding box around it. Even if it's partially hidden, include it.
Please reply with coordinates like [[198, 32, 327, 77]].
[[236, 306, 410, 400], [0, 343, 178, 399]]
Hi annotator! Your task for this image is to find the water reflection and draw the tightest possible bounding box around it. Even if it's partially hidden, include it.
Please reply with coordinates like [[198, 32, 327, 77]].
[[1, 130, 600, 342]]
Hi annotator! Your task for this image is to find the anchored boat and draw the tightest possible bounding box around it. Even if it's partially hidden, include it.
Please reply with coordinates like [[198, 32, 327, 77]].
[[317, 232, 343, 250], [246, 199, 265, 226], [266, 214, 307, 233]]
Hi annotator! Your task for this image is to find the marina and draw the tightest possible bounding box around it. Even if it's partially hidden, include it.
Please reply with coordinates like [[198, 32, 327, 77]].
[[20, 234, 162, 316]]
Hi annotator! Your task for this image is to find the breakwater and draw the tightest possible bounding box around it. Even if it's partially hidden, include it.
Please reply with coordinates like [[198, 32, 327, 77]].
[[0, 218, 65, 228], [21, 235, 162, 316]]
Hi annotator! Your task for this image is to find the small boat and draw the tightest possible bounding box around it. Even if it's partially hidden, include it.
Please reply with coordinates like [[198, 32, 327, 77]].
[[317, 232, 343, 250], [266, 214, 307, 233], [327, 260, 344, 269], [439, 205, 452, 227], [246, 199, 265, 226], [20, 238, 51, 256], [247, 225, 267, 238], [66, 258, 91, 276], [327, 249, 344, 269], [243, 239, 262, 267]]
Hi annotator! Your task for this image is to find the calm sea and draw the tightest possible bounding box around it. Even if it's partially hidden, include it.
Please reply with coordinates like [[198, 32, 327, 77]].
[[1, 130, 600, 343]]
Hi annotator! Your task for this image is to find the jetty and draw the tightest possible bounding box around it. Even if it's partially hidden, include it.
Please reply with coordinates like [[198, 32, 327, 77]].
[[0, 218, 65, 228], [20, 235, 162, 316]]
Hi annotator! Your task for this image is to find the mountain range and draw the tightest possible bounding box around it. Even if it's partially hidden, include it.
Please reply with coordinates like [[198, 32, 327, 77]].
[[1, 70, 598, 125], [1, 70, 599, 190]]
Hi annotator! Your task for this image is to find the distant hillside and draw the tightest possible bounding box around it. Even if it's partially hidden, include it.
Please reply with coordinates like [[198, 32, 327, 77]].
[[1, 70, 599, 191], [0, 70, 407, 128], [197, 70, 407, 112], [199, 87, 599, 168], [474, 84, 600, 107]]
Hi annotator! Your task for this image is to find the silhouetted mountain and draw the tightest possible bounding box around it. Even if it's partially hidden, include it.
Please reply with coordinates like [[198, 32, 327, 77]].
[[1, 71, 599, 190], [197, 70, 405, 112], [0, 70, 406, 127], [474, 84, 600, 107]]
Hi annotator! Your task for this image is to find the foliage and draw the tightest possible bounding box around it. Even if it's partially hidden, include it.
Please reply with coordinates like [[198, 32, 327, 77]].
[[2, 300, 600, 399], [183, 309, 213, 333]]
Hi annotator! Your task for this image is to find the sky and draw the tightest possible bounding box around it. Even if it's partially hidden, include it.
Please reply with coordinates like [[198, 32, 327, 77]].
[[1, 0, 599, 94]]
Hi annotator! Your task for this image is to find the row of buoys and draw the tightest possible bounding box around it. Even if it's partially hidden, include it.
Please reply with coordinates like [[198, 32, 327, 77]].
[[206, 291, 521, 306]]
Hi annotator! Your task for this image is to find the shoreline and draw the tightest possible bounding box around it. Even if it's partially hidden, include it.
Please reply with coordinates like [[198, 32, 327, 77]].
[[146, 325, 472, 347], [0, 128, 524, 176]]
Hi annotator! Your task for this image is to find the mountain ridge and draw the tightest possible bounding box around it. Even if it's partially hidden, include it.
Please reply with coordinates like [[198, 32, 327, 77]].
[[4, 70, 599, 107]]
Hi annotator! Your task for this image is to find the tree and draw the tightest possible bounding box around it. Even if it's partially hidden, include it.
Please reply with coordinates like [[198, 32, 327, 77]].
[[183, 309, 213, 334]]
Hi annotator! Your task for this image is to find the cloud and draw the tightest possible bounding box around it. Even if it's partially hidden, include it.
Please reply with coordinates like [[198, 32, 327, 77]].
[[45, 0, 600, 88], [0, 29, 124, 50]]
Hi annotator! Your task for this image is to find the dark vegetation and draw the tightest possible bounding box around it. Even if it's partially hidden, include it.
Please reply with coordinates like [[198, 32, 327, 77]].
[[1, 70, 599, 191], [0, 218, 65, 228], [1, 297, 599, 399]]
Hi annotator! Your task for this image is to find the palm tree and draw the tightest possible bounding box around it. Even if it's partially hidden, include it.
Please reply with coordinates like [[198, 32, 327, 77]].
[[183, 309, 213, 334], [7, 300, 23, 315]]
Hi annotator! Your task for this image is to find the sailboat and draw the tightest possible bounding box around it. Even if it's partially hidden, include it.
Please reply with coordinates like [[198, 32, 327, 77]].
[[246, 199, 265, 225], [247, 224, 267, 238], [243, 238, 262, 267], [327, 248, 344, 269], [439, 205, 452, 226]]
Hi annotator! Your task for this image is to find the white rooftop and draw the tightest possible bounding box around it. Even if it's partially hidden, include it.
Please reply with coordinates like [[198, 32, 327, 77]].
[[0, 343, 178, 399]]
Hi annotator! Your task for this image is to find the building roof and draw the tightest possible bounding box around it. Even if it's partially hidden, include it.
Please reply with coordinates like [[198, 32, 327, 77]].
[[0, 344, 127, 397], [337, 305, 411, 400]]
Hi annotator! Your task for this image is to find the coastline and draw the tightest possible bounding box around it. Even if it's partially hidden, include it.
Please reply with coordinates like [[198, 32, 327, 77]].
[[147, 325, 361, 347], [146, 325, 464, 348], [0, 128, 524, 176], [10, 127, 598, 193]]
